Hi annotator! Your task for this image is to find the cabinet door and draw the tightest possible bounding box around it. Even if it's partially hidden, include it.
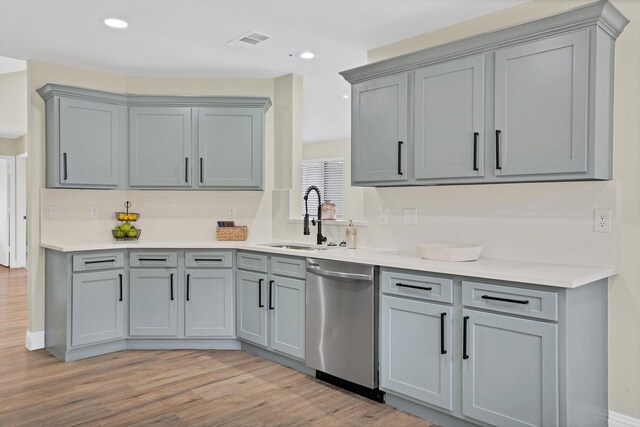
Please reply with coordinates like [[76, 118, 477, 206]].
[[198, 107, 262, 189], [185, 269, 234, 337], [269, 276, 305, 359], [59, 97, 121, 187], [71, 270, 125, 346], [381, 296, 452, 410], [352, 73, 408, 184], [129, 268, 178, 336], [494, 29, 589, 177], [415, 55, 485, 180], [462, 309, 558, 427], [236, 270, 268, 346], [129, 107, 192, 187]]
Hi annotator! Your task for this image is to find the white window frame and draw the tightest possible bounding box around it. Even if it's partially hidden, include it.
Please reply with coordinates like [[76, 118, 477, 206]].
[[301, 157, 344, 220]]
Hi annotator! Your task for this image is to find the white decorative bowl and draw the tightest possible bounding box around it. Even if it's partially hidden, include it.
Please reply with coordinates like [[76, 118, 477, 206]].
[[417, 243, 482, 262]]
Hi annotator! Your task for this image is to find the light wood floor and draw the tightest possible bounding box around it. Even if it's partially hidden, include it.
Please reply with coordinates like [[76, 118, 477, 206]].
[[0, 266, 434, 426]]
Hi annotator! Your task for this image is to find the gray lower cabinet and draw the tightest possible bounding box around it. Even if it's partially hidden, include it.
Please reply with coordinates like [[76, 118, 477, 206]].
[[71, 270, 125, 346], [269, 275, 305, 359], [494, 29, 589, 177], [380, 268, 607, 427], [236, 252, 305, 360], [37, 85, 127, 188], [341, 2, 628, 186], [185, 269, 234, 337], [198, 108, 263, 189], [381, 295, 453, 410], [129, 107, 193, 187], [236, 270, 268, 346], [351, 73, 408, 184], [414, 54, 485, 180], [129, 268, 178, 337], [461, 309, 558, 427]]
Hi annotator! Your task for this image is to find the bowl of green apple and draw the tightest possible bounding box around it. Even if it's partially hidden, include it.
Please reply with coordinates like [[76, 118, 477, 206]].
[[112, 222, 141, 240]]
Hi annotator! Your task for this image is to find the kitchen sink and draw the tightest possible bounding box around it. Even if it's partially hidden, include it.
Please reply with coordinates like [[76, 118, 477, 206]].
[[265, 244, 314, 250]]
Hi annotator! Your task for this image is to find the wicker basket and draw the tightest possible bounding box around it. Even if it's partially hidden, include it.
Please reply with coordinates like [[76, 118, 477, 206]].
[[216, 226, 248, 241]]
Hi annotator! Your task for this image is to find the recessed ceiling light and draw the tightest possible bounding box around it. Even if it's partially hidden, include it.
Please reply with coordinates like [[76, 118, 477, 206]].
[[299, 51, 315, 59], [342, 95, 350, 99], [103, 18, 128, 29]]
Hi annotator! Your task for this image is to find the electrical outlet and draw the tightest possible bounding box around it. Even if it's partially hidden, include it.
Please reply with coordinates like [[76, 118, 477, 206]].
[[403, 208, 418, 225], [593, 208, 612, 233], [48, 205, 59, 219], [90, 206, 99, 219], [378, 208, 388, 225], [227, 206, 236, 219]]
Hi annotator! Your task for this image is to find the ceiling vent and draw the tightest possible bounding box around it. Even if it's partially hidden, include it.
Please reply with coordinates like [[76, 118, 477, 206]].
[[227, 31, 271, 48]]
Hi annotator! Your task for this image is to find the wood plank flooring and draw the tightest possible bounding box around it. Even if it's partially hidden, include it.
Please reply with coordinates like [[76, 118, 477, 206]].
[[0, 266, 434, 426]]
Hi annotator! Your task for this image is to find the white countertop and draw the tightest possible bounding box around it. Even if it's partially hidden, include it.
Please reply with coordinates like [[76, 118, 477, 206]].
[[40, 239, 616, 289]]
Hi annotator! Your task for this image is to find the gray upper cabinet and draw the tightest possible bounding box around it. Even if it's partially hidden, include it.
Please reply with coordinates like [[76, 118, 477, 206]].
[[71, 270, 125, 347], [37, 85, 127, 189], [414, 55, 485, 180], [340, 1, 628, 186], [462, 309, 558, 427], [198, 108, 263, 189], [129, 107, 192, 187], [38, 85, 271, 190], [351, 73, 408, 184], [494, 30, 588, 177]]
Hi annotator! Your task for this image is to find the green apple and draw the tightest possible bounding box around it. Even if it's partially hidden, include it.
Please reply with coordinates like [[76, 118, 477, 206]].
[[114, 230, 125, 238], [127, 228, 138, 238], [120, 222, 132, 232]]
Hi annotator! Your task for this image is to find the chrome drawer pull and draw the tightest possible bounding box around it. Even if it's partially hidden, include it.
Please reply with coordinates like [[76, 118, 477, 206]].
[[481, 294, 529, 305]]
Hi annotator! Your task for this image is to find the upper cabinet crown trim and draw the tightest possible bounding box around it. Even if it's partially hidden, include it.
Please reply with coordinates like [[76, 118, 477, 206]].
[[37, 84, 128, 105], [340, 0, 629, 84], [37, 84, 272, 112]]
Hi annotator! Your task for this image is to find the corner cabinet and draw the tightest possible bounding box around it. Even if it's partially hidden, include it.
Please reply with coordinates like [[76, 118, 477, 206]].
[[341, 1, 628, 186], [236, 252, 305, 360], [38, 84, 271, 190], [37, 86, 128, 188]]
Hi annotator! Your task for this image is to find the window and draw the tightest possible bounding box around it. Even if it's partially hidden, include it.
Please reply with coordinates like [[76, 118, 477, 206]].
[[301, 159, 344, 219]]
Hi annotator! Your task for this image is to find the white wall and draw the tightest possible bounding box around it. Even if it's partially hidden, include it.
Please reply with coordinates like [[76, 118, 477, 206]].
[[368, 0, 639, 419], [0, 70, 27, 138]]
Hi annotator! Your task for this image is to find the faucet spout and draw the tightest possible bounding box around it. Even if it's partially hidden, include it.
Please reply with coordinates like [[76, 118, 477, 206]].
[[303, 185, 327, 245]]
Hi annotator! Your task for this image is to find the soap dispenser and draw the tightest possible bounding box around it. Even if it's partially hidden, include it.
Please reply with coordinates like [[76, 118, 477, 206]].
[[345, 220, 357, 249]]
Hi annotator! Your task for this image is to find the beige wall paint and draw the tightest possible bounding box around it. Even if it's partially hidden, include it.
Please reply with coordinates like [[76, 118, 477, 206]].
[[0, 70, 27, 136], [0, 136, 26, 156], [368, 0, 639, 418], [27, 60, 279, 334]]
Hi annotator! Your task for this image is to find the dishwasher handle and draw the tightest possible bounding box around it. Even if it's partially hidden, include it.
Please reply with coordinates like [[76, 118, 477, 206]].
[[306, 265, 373, 281]]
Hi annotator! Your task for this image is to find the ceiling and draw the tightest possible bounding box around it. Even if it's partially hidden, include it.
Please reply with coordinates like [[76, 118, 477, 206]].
[[0, 0, 527, 142]]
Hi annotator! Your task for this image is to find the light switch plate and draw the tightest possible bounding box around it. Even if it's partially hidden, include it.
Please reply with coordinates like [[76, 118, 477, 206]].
[[90, 206, 98, 219], [378, 208, 388, 225], [403, 208, 418, 225], [48, 205, 59, 219]]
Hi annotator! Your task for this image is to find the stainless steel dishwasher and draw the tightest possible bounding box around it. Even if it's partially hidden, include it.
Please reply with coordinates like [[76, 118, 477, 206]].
[[305, 258, 382, 401]]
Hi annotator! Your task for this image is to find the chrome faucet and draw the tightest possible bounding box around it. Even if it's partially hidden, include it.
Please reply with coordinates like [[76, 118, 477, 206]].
[[303, 185, 327, 245]]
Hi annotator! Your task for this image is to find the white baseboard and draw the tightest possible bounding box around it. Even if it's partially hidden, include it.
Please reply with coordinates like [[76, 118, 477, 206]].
[[610, 411, 640, 427], [25, 330, 45, 350]]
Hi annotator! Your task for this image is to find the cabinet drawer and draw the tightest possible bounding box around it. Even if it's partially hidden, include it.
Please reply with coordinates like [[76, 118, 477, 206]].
[[236, 252, 268, 273], [73, 252, 124, 272], [129, 251, 177, 268], [185, 251, 232, 268], [271, 256, 305, 279], [381, 269, 453, 304], [462, 281, 558, 321]]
